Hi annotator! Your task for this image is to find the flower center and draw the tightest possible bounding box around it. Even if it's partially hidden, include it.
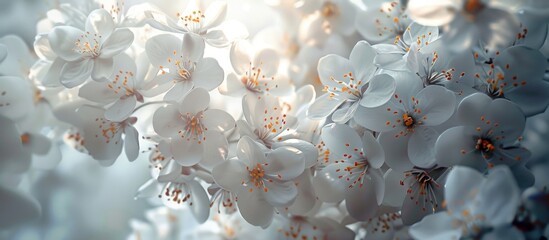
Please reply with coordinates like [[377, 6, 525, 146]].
[[177, 10, 205, 33], [403, 113, 415, 128], [464, 0, 485, 15], [20, 133, 30, 144], [75, 33, 101, 58], [245, 163, 269, 192], [323, 71, 363, 100], [179, 112, 206, 143], [475, 138, 495, 153], [401, 168, 444, 212], [321, 2, 338, 18]]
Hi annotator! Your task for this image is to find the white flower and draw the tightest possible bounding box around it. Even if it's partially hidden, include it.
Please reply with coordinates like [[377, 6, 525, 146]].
[[355, 1, 411, 44], [219, 40, 294, 98], [298, 0, 357, 44], [308, 41, 396, 123], [383, 167, 446, 225], [212, 136, 306, 227], [47, 8, 134, 87], [145, 33, 224, 102], [155, 161, 210, 223], [314, 123, 385, 221], [152, 88, 235, 168], [474, 45, 549, 116], [373, 22, 439, 71], [74, 105, 140, 164], [145, 0, 229, 47], [435, 93, 529, 171], [79, 54, 155, 122], [407, 0, 520, 51], [0, 184, 41, 229], [410, 165, 521, 240], [354, 73, 456, 170]]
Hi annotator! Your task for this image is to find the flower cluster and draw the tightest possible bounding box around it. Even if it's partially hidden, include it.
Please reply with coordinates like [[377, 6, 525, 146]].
[[2, 0, 549, 239]]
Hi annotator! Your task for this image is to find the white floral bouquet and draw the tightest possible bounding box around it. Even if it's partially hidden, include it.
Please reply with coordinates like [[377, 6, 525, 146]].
[[1, 0, 549, 239]]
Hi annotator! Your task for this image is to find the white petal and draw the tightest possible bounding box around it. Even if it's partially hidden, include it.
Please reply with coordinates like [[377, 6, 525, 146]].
[[317, 54, 354, 88], [179, 87, 210, 114], [78, 81, 119, 104], [163, 81, 194, 102], [188, 181, 210, 223], [349, 41, 376, 80], [362, 132, 384, 169], [192, 58, 224, 90], [408, 127, 438, 168], [321, 123, 362, 158], [0, 116, 31, 174], [100, 28, 134, 59], [146, 34, 182, 67], [105, 97, 137, 122], [47, 26, 83, 61], [0, 186, 41, 228], [92, 57, 114, 80], [170, 138, 203, 166], [230, 40, 253, 75], [378, 132, 414, 172], [409, 212, 462, 240], [264, 146, 305, 181], [85, 9, 115, 38], [202, 109, 235, 132], [202, 1, 227, 30], [444, 166, 484, 212], [212, 159, 248, 192], [199, 131, 228, 171], [475, 166, 520, 227], [263, 180, 298, 207], [360, 74, 396, 108], [152, 104, 183, 138], [344, 177, 379, 221], [407, 0, 458, 26], [181, 33, 205, 63], [307, 93, 345, 119], [124, 125, 140, 162], [237, 136, 267, 167], [238, 190, 274, 228], [0, 76, 34, 120], [60, 58, 93, 88], [253, 48, 280, 77], [218, 73, 247, 97], [415, 85, 456, 126]]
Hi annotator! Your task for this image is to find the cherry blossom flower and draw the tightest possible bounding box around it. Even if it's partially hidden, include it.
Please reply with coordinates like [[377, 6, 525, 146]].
[[219, 40, 293, 98], [407, 0, 520, 51], [474, 45, 549, 116], [354, 72, 456, 170], [298, 0, 357, 45], [435, 93, 530, 171], [212, 136, 306, 227], [383, 167, 447, 225], [154, 161, 210, 223], [410, 165, 521, 240], [146, 0, 229, 47], [355, 1, 411, 44], [314, 123, 385, 221], [308, 41, 397, 123], [373, 22, 440, 71], [145, 33, 223, 102], [74, 105, 140, 164], [46, 8, 134, 87], [152, 88, 235, 167]]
